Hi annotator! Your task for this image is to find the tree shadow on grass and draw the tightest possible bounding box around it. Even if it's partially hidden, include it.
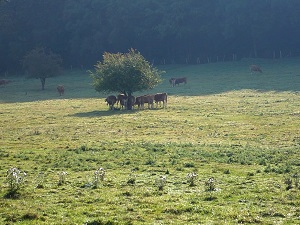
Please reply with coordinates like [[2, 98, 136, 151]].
[[71, 109, 138, 118]]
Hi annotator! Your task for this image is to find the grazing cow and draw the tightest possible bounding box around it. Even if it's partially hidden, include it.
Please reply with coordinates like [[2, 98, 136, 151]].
[[105, 95, 117, 110], [135, 95, 154, 109], [0, 79, 11, 86], [154, 93, 167, 108], [250, 65, 262, 73], [169, 77, 187, 87], [57, 85, 64, 96], [127, 95, 136, 110]]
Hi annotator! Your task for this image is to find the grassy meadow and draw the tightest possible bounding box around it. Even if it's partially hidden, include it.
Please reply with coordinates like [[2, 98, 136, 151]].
[[0, 58, 300, 224]]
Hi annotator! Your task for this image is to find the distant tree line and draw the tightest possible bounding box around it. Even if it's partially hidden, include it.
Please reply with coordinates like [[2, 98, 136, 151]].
[[1, 0, 300, 73]]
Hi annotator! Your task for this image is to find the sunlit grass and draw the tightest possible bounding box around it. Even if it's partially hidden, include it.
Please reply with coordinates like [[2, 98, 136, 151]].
[[0, 58, 299, 224]]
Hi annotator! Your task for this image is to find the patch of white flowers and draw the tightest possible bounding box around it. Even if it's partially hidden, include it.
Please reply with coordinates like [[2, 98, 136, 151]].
[[155, 175, 167, 191], [94, 167, 105, 187], [6, 167, 27, 193], [58, 171, 68, 185], [205, 177, 216, 192], [186, 172, 198, 186]]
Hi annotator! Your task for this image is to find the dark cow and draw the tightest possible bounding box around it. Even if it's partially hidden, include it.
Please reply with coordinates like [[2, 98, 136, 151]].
[[135, 95, 154, 109], [105, 95, 117, 110], [154, 93, 167, 108], [127, 95, 136, 110], [169, 77, 187, 87], [135, 96, 143, 109], [57, 85, 64, 96], [249, 65, 262, 73]]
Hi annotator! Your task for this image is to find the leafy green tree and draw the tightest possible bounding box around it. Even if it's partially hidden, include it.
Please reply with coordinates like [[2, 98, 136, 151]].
[[91, 49, 163, 109], [22, 47, 62, 90]]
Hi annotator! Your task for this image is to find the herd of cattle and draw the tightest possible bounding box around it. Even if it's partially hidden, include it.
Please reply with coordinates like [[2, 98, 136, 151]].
[[105, 92, 168, 110], [1, 64, 263, 111], [103, 77, 190, 110]]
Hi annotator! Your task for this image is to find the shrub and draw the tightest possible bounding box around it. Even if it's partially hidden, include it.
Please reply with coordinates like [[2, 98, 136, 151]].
[[186, 172, 198, 186], [155, 175, 167, 191], [5, 167, 27, 196], [58, 171, 68, 186], [93, 168, 105, 187], [205, 177, 216, 192]]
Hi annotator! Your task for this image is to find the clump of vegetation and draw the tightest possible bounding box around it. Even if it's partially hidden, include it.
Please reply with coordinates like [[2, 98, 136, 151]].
[[93, 167, 105, 187], [186, 172, 198, 186], [127, 173, 136, 185], [57, 171, 68, 186], [5, 167, 27, 197], [284, 173, 299, 190], [34, 172, 45, 188], [155, 175, 167, 191], [204, 177, 217, 201], [205, 177, 216, 192]]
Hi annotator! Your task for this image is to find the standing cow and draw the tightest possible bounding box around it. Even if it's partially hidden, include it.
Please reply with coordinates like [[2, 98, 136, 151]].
[[154, 93, 167, 108], [116, 94, 135, 110], [105, 95, 117, 110], [117, 94, 127, 109], [249, 65, 262, 73], [57, 85, 64, 96], [169, 77, 187, 87], [135, 95, 154, 109]]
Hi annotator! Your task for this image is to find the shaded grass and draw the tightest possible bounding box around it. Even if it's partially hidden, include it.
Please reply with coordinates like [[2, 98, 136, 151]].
[[0, 58, 300, 224]]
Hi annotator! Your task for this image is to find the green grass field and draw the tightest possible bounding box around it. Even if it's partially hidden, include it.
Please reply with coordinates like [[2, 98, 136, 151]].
[[0, 58, 299, 224]]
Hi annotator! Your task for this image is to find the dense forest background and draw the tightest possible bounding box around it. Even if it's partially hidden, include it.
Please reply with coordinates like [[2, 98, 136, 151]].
[[1, 0, 300, 74]]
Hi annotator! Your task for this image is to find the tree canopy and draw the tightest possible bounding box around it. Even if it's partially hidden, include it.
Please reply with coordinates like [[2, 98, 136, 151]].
[[91, 49, 163, 108], [1, 0, 300, 73], [22, 47, 62, 90]]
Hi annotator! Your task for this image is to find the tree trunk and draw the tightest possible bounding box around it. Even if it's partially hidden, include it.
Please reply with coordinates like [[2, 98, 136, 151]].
[[40, 77, 46, 90], [126, 91, 133, 110]]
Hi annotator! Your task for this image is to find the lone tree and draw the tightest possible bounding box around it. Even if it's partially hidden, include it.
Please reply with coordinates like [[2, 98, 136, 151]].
[[22, 47, 62, 90], [91, 49, 163, 109]]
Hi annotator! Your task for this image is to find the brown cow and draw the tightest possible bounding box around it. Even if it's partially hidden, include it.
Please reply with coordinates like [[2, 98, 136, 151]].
[[116, 94, 136, 110], [249, 65, 262, 73], [117, 94, 127, 109], [0, 79, 11, 87], [105, 95, 117, 110], [57, 85, 64, 96], [154, 93, 167, 108], [135, 95, 154, 109], [169, 77, 187, 87]]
